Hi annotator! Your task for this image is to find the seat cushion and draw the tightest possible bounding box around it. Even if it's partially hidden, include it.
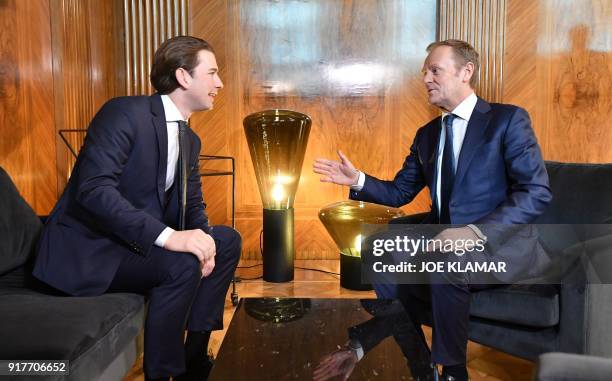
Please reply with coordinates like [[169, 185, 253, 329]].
[[470, 284, 560, 328], [0, 290, 144, 369], [0, 167, 43, 275]]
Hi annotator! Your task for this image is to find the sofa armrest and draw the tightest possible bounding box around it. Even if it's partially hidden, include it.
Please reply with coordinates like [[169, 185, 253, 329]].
[[535, 352, 612, 381]]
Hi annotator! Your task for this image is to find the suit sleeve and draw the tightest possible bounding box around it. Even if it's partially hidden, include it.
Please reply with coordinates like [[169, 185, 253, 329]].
[[349, 130, 426, 208], [185, 134, 211, 234], [73, 99, 166, 256], [476, 107, 552, 224], [348, 315, 396, 355]]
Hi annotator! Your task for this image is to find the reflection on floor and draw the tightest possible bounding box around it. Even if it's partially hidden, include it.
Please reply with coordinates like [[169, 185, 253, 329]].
[[124, 260, 534, 381]]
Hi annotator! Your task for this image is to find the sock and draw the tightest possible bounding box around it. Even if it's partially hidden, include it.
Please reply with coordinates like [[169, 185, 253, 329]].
[[443, 364, 468, 380], [184, 330, 211, 366]]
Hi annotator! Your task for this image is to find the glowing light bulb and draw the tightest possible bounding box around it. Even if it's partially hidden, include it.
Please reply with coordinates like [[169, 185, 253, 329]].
[[271, 183, 286, 202]]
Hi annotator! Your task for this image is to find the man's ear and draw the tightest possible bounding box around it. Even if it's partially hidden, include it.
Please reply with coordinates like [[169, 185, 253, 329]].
[[175, 67, 191, 89], [462, 62, 475, 84]]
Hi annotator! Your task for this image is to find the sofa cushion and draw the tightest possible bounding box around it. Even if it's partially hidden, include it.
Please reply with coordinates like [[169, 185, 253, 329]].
[[0, 290, 144, 369], [470, 284, 559, 328], [0, 167, 43, 275]]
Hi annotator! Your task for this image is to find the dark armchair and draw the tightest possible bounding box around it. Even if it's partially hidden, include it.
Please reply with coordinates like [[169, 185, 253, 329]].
[[394, 162, 612, 361]]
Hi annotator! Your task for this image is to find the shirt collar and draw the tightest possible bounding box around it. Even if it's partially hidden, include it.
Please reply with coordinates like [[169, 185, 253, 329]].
[[160, 94, 187, 123], [442, 92, 478, 122]]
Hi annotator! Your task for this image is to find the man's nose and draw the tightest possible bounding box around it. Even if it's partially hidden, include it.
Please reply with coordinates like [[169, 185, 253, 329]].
[[216, 76, 224, 89]]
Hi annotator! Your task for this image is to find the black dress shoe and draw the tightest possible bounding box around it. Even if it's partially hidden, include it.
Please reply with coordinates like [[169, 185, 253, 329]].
[[440, 369, 470, 381], [175, 356, 214, 381]]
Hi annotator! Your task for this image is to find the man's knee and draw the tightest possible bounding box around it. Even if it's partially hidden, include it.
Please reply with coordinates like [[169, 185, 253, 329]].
[[165, 252, 201, 285], [211, 225, 242, 262]]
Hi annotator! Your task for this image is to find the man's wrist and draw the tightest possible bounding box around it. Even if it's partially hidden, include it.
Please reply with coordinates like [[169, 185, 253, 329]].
[[155, 227, 176, 248], [347, 338, 364, 361], [350, 171, 365, 191], [467, 224, 487, 243]]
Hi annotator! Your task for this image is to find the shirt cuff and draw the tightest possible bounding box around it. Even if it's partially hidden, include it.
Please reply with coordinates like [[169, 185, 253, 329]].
[[348, 338, 364, 361], [467, 224, 487, 243], [155, 227, 175, 248], [349, 171, 365, 192]]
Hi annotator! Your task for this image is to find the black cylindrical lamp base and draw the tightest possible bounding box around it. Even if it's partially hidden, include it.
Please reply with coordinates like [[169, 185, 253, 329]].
[[340, 253, 373, 291], [263, 208, 294, 282]]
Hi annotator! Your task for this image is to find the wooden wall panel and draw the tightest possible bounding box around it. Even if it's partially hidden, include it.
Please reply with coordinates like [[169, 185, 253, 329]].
[[191, 0, 438, 259], [190, 0, 232, 228], [124, 0, 189, 95], [503, 0, 612, 163], [0, 0, 57, 214], [51, 0, 126, 190], [439, 0, 507, 102]]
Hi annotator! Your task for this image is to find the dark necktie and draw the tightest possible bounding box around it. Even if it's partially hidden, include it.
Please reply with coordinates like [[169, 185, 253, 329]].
[[177, 120, 188, 231], [439, 114, 456, 224]]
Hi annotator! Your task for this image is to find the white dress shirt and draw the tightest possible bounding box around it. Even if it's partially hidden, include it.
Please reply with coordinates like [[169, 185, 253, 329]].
[[154, 95, 188, 247], [351, 92, 478, 217]]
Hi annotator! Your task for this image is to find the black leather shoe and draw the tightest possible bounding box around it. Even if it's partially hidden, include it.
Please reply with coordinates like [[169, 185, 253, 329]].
[[409, 362, 439, 381], [440, 369, 470, 381], [175, 356, 214, 381]]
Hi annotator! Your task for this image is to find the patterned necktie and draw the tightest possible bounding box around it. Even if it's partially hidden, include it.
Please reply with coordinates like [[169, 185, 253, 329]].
[[177, 120, 188, 231], [439, 114, 456, 224]]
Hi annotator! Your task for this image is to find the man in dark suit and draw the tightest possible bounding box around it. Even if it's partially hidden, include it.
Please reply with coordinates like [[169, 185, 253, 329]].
[[33, 36, 241, 381], [314, 40, 552, 381]]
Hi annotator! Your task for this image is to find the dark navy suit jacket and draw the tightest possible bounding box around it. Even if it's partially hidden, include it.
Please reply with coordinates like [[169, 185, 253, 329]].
[[350, 98, 552, 225], [33, 95, 210, 296]]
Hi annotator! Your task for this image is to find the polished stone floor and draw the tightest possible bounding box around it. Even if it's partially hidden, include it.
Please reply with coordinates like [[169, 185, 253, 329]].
[[124, 260, 535, 381]]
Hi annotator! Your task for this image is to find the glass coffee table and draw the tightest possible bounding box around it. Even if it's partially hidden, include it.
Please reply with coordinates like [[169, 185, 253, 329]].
[[209, 298, 411, 380]]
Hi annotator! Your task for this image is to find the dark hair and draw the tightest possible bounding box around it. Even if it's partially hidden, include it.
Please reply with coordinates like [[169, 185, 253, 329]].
[[150, 36, 215, 94], [426, 39, 479, 88]]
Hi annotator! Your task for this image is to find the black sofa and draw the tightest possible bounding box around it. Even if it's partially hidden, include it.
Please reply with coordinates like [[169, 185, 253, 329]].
[[0, 167, 145, 380], [394, 162, 612, 361]]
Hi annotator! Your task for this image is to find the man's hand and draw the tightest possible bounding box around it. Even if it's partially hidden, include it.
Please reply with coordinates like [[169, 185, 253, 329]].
[[164, 229, 216, 276], [200, 256, 215, 277], [313, 349, 358, 381], [427, 226, 479, 253], [313, 150, 360, 186]]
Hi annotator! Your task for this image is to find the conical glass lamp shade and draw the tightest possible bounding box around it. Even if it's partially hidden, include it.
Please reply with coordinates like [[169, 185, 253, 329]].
[[243, 109, 312, 210], [319, 200, 405, 290], [243, 109, 312, 282]]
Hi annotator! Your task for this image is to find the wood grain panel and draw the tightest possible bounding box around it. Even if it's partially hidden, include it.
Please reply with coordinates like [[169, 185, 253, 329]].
[[192, 0, 438, 259], [191, 0, 232, 227], [51, 0, 126, 190], [0, 0, 57, 214], [124, 0, 188, 96], [439, 0, 507, 103], [504, 0, 612, 163]]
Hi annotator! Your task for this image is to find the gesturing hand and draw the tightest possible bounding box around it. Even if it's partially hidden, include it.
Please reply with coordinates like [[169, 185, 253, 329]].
[[313, 150, 360, 186], [164, 229, 216, 276], [313, 349, 358, 381]]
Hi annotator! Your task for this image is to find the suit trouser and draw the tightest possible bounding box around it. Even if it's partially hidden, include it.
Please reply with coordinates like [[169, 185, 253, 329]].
[[106, 225, 241, 378], [398, 270, 494, 367], [367, 224, 495, 367]]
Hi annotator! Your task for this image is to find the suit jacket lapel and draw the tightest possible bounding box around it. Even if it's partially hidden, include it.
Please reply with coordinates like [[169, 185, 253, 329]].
[[454, 97, 492, 189], [150, 94, 168, 208]]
